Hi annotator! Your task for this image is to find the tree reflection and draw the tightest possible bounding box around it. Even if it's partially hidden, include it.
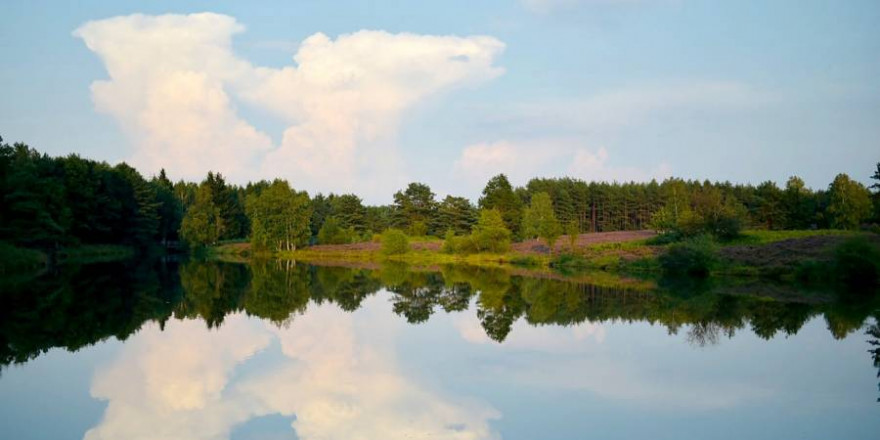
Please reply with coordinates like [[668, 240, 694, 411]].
[[3, 258, 879, 377], [867, 322, 880, 402]]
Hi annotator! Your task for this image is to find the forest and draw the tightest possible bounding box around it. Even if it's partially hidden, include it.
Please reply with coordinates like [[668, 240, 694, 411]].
[[1, 135, 879, 258]]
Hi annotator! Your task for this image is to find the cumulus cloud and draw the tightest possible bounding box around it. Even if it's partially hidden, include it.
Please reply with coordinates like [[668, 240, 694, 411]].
[[75, 13, 504, 197]]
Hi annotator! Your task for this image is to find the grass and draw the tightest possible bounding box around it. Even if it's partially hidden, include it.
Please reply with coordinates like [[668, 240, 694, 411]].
[[222, 229, 874, 283], [283, 246, 549, 269]]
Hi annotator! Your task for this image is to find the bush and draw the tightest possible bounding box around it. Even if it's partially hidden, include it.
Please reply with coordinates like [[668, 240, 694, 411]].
[[381, 229, 410, 255], [550, 254, 590, 271], [409, 221, 428, 237], [658, 235, 718, 277], [510, 255, 540, 267], [471, 209, 511, 253], [317, 217, 357, 244], [833, 238, 880, 285], [442, 229, 459, 254]]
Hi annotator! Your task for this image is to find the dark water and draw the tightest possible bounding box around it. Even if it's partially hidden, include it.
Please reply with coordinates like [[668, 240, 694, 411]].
[[1, 259, 879, 440]]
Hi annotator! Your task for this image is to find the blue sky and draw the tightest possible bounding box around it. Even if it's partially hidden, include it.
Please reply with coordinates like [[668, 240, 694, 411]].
[[1, 0, 878, 203]]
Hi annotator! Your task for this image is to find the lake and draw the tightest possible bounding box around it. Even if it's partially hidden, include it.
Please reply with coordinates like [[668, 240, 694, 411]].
[[1, 259, 879, 439]]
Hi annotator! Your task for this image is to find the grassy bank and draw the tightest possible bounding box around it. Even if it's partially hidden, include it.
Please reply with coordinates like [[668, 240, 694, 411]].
[[267, 229, 879, 284]]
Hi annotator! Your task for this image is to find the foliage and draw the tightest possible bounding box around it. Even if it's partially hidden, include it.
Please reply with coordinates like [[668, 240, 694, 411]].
[[392, 182, 437, 233], [827, 173, 872, 230], [433, 195, 477, 235], [181, 184, 225, 248], [522, 192, 562, 252], [245, 180, 312, 252], [380, 228, 410, 255], [833, 238, 880, 286], [442, 229, 459, 254], [659, 235, 719, 277], [470, 209, 512, 253], [479, 174, 523, 236], [549, 254, 591, 272], [317, 217, 358, 245], [651, 185, 745, 241], [565, 220, 579, 252], [409, 220, 428, 237], [509, 255, 540, 267]]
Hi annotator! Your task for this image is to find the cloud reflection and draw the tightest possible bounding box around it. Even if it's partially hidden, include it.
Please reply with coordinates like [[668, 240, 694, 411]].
[[85, 297, 499, 440]]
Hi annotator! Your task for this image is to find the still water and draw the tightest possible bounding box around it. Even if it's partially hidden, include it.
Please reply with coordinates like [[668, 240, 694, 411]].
[[1, 260, 879, 439]]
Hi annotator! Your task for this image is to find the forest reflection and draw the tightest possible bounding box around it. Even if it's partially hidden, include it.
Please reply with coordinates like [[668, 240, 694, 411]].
[[2, 259, 879, 370]]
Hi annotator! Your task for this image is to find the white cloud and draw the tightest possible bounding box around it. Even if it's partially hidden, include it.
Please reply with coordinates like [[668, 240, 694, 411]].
[[568, 146, 672, 182], [75, 13, 504, 198]]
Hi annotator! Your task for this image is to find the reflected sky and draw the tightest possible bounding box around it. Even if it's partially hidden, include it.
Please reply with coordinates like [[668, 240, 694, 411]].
[[2, 288, 878, 440]]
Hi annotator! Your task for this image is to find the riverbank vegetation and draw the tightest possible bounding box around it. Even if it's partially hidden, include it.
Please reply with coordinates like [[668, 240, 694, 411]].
[[3, 135, 879, 283]]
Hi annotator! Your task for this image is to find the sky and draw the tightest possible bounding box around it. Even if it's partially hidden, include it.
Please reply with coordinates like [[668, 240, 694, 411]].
[[1, 0, 878, 203]]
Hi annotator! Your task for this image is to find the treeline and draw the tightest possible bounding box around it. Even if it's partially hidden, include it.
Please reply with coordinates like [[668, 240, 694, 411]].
[[0, 138, 181, 250], [2, 136, 878, 254]]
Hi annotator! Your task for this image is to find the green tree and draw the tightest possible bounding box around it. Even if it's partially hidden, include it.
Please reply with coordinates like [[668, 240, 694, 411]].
[[783, 176, 815, 229], [827, 173, 872, 229], [471, 209, 512, 253], [392, 182, 437, 234], [433, 195, 477, 235], [522, 192, 562, 252], [180, 184, 224, 247], [565, 220, 579, 252], [331, 194, 367, 233], [754, 181, 784, 230], [478, 174, 523, 237], [317, 217, 357, 244], [152, 169, 183, 245], [245, 180, 312, 251], [204, 172, 247, 240], [870, 163, 880, 223]]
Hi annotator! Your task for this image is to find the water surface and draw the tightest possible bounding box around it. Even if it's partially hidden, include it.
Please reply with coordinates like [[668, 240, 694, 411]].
[[1, 260, 878, 439]]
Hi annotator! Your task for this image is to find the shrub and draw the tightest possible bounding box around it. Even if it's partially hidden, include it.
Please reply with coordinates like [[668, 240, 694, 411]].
[[833, 238, 880, 285], [409, 220, 428, 237], [550, 254, 590, 271], [442, 229, 458, 254], [317, 217, 357, 244], [510, 255, 540, 267], [658, 235, 718, 277], [381, 229, 410, 255], [471, 209, 511, 253]]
